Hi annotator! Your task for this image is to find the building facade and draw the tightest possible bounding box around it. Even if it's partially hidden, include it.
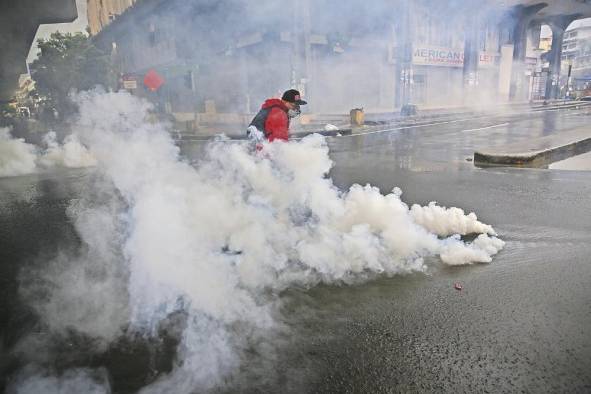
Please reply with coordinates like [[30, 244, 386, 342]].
[[562, 20, 591, 63], [87, 0, 136, 35], [91, 0, 564, 134], [562, 19, 591, 88]]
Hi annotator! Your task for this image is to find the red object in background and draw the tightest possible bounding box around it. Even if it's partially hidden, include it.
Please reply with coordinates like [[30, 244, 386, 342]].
[[454, 282, 463, 291], [144, 69, 164, 91]]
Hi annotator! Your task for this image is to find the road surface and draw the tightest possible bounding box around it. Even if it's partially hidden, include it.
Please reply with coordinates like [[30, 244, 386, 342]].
[[1, 105, 590, 393]]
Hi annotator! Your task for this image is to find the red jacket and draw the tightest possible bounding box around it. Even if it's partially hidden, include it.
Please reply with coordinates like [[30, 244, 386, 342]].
[[255, 98, 289, 142]]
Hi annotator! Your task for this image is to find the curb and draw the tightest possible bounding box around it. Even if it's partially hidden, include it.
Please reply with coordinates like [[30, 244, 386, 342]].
[[474, 133, 591, 167]]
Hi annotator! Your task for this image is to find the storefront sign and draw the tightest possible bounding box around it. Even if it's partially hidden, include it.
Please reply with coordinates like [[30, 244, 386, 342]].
[[413, 46, 464, 67], [122, 74, 137, 90], [478, 52, 498, 68], [123, 80, 137, 89], [412, 46, 500, 69]]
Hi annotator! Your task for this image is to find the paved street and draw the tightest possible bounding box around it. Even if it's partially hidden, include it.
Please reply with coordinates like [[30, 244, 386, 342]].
[[1, 105, 591, 393], [290, 105, 591, 393], [3, 0, 591, 391], [329, 104, 591, 171]]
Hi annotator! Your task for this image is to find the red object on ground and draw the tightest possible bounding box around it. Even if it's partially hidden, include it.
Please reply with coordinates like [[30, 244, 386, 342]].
[[144, 69, 164, 91], [454, 282, 463, 291]]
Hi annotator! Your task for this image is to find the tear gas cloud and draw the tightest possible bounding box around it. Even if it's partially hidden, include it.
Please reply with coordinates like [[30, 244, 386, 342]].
[[0, 128, 96, 177], [0, 128, 37, 177], [8, 367, 110, 394], [15, 90, 504, 392], [38, 132, 97, 168]]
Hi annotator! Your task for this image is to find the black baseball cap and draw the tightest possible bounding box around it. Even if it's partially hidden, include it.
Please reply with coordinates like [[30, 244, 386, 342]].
[[282, 89, 307, 105]]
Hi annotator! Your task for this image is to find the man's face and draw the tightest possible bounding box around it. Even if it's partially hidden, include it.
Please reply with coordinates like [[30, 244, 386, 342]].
[[286, 102, 301, 118]]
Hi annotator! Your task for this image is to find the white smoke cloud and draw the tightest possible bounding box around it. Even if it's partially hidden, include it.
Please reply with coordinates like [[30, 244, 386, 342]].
[[7, 366, 111, 394], [440, 234, 505, 265], [0, 128, 96, 178], [19, 191, 130, 345], [38, 132, 97, 169], [410, 202, 496, 237], [0, 127, 37, 177], [19, 90, 504, 392]]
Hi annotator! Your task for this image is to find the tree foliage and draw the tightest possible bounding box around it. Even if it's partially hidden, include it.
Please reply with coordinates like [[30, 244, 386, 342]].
[[30, 32, 115, 120]]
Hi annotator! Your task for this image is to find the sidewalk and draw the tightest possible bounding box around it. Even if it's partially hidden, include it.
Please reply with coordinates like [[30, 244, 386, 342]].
[[176, 101, 591, 142], [474, 126, 591, 167], [295, 101, 591, 139], [293, 100, 590, 136]]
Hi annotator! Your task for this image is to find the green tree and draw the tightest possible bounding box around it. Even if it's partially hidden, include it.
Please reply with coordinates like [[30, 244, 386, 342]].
[[30, 32, 115, 121]]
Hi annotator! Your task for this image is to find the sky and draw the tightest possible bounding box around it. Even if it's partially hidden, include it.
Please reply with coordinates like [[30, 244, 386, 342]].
[[26, 0, 89, 64], [540, 18, 591, 39]]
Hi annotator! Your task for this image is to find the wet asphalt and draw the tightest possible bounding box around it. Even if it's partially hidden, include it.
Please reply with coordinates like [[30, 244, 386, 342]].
[[275, 167, 591, 393], [1, 106, 591, 393], [246, 106, 591, 393]]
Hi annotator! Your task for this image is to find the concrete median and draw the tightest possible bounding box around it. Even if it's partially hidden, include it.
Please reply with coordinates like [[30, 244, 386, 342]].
[[474, 126, 591, 167]]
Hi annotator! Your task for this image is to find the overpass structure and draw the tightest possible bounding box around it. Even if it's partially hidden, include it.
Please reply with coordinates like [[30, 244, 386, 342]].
[[501, 0, 591, 99], [344, 0, 591, 107], [0, 0, 78, 103], [397, 0, 591, 105]]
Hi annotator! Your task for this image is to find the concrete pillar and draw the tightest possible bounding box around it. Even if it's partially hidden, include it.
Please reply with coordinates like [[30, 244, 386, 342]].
[[509, 3, 547, 101], [498, 44, 515, 100], [544, 15, 579, 100], [463, 16, 481, 100], [395, 0, 413, 109], [239, 50, 250, 113], [302, 0, 312, 110], [291, 3, 301, 88], [292, 0, 312, 110], [545, 26, 565, 100], [527, 22, 542, 53]]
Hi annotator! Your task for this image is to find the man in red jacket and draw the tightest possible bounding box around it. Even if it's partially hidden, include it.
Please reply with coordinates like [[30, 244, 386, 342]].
[[247, 89, 307, 142]]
